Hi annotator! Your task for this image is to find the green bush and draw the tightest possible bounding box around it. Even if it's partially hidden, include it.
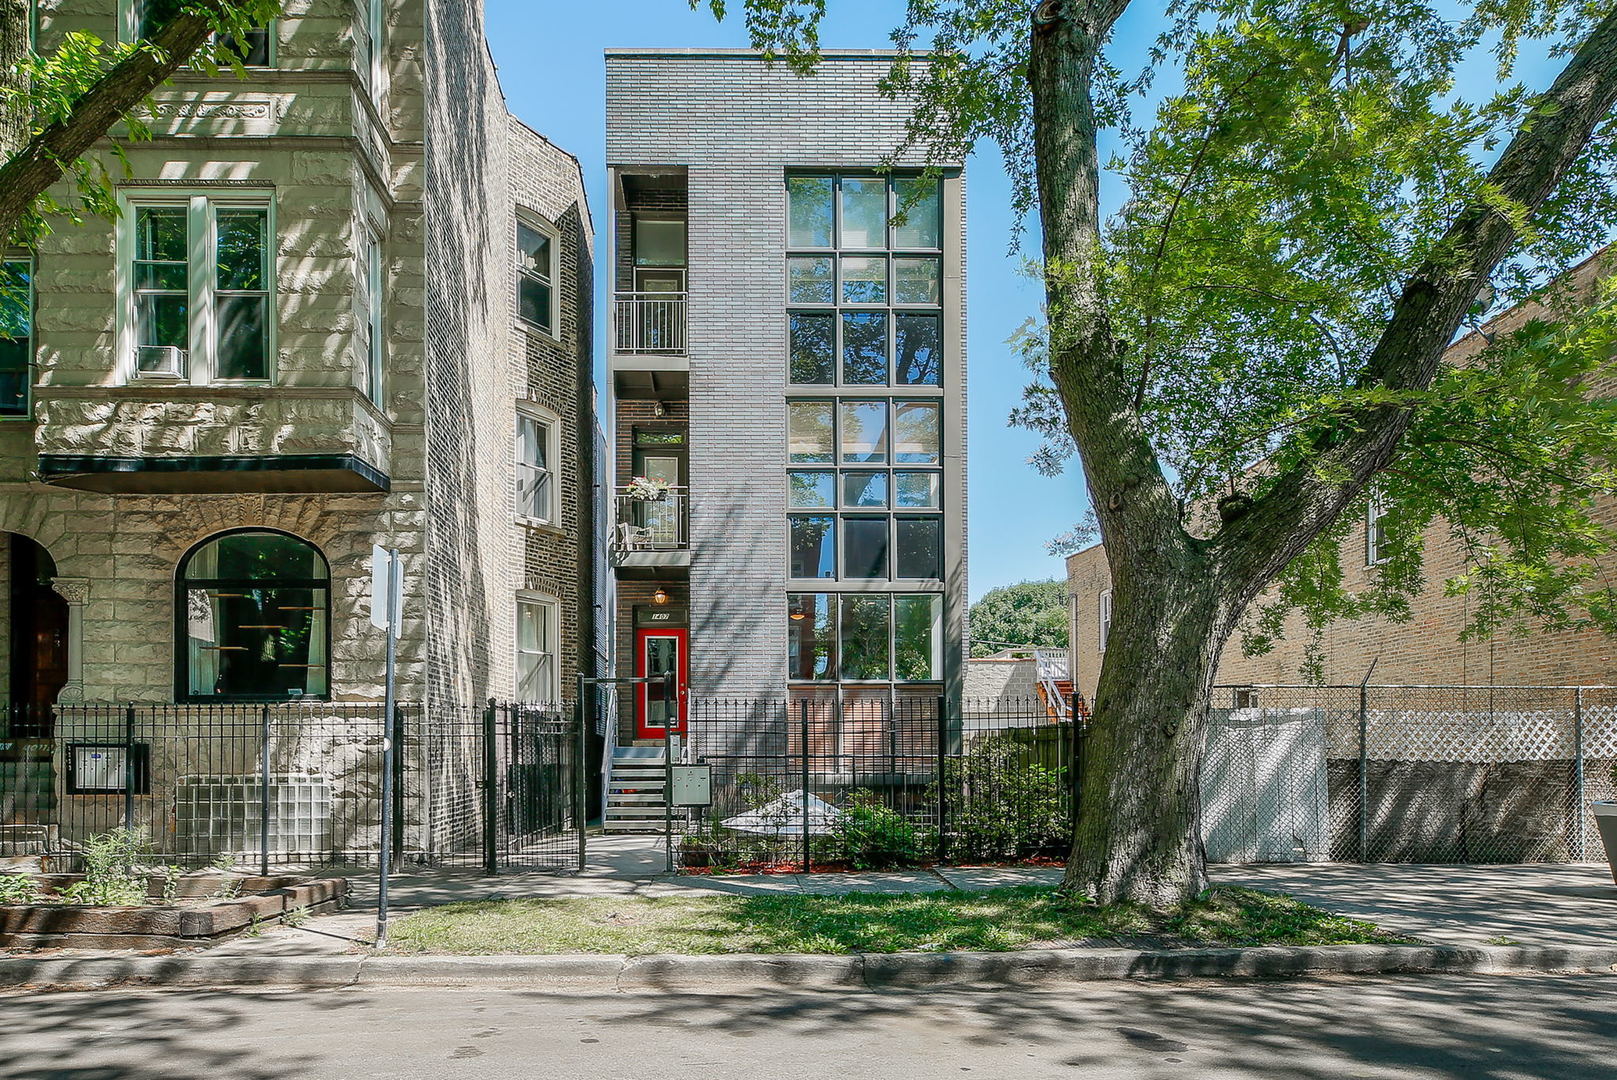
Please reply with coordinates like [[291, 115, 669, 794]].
[[940, 734, 1069, 861], [0, 874, 42, 905], [823, 791, 931, 870], [59, 827, 149, 906]]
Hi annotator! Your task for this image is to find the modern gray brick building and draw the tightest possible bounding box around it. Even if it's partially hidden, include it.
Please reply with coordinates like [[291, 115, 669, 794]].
[[0, 0, 597, 717], [604, 50, 968, 747]]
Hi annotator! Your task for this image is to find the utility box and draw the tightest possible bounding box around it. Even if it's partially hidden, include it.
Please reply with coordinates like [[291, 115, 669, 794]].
[[668, 764, 712, 807]]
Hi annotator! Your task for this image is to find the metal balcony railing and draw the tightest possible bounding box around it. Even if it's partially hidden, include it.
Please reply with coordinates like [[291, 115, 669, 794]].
[[613, 291, 687, 355], [612, 486, 690, 554]]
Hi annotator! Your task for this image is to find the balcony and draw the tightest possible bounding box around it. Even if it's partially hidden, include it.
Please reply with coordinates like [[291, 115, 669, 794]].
[[614, 292, 687, 355], [611, 485, 691, 576]]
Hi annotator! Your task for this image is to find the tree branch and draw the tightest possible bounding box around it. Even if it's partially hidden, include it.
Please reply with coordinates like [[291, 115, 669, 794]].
[[0, 2, 235, 244], [1218, 4, 1617, 598]]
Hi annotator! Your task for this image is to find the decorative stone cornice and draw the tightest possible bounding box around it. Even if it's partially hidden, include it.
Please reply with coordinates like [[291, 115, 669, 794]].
[[50, 577, 90, 605]]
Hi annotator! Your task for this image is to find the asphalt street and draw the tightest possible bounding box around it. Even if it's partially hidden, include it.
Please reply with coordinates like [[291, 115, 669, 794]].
[[3, 974, 1614, 1079]]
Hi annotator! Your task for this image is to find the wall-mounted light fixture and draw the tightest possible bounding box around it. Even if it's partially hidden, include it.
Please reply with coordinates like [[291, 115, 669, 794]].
[[652, 587, 670, 606]]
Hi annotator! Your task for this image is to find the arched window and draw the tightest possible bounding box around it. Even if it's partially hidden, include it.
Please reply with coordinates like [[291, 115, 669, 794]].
[[177, 530, 329, 702]]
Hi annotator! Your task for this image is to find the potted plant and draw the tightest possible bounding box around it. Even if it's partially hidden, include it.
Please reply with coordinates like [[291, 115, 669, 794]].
[[1595, 800, 1617, 886], [626, 475, 671, 501]]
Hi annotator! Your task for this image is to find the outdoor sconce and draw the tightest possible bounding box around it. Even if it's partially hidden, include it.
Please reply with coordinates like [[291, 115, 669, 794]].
[[652, 587, 670, 605]]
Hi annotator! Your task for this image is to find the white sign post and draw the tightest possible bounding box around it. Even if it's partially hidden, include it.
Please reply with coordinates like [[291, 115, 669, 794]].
[[370, 545, 403, 948]]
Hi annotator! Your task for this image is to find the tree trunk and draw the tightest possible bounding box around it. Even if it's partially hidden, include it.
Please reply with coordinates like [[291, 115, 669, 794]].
[[1, 0, 29, 160], [1062, 541, 1236, 906]]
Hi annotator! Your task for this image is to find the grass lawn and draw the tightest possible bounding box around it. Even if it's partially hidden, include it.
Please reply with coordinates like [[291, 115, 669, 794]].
[[382, 886, 1416, 955]]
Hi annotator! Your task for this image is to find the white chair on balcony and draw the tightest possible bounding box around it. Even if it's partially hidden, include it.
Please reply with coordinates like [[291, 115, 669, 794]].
[[616, 521, 653, 552]]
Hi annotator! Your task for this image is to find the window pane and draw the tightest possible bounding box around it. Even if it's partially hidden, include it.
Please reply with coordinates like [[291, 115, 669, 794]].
[[634, 219, 686, 267], [788, 401, 834, 463], [895, 314, 941, 386], [841, 471, 887, 508], [0, 262, 30, 417], [137, 294, 188, 349], [789, 515, 836, 579], [893, 402, 940, 463], [136, 206, 187, 262], [840, 256, 887, 304], [788, 257, 833, 304], [894, 177, 941, 248], [788, 471, 835, 508], [839, 401, 888, 463], [216, 294, 268, 378], [788, 313, 834, 384], [181, 531, 329, 701], [220, 25, 272, 66], [840, 595, 891, 680], [517, 222, 552, 281], [518, 415, 547, 468], [896, 517, 942, 579], [216, 209, 266, 290], [839, 178, 887, 249], [841, 312, 887, 384], [135, 261, 188, 291], [894, 594, 941, 681], [519, 277, 553, 332], [894, 257, 941, 305], [138, 0, 183, 41], [787, 593, 836, 680], [843, 517, 889, 579], [894, 471, 940, 508], [788, 176, 834, 248]]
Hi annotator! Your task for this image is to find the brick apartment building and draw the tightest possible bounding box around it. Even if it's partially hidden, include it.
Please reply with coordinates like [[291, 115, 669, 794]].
[[0, 0, 598, 718], [1066, 251, 1617, 702], [602, 50, 968, 775]]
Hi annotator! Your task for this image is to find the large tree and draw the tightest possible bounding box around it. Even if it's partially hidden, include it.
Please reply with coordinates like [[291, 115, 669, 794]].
[[707, 0, 1617, 905], [969, 579, 1070, 655], [1, 0, 282, 247]]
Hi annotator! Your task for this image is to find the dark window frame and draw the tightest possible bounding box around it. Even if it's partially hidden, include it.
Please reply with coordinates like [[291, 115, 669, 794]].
[[173, 528, 332, 704]]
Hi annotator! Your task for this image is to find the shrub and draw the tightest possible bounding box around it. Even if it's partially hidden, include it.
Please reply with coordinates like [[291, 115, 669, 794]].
[[941, 734, 1069, 861], [823, 791, 930, 870], [0, 874, 43, 905], [59, 827, 149, 906]]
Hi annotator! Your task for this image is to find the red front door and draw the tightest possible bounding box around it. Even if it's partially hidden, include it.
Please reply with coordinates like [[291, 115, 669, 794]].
[[635, 627, 688, 738]]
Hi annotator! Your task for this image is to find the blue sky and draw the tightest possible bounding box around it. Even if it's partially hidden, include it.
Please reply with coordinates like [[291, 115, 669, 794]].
[[484, 0, 1075, 603]]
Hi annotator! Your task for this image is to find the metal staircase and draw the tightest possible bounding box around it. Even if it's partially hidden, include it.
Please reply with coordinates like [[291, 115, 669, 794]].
[[603, 745, 668, 834]]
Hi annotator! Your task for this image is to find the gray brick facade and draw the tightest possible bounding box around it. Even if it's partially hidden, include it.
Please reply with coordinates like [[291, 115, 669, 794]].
[[605, 51, 968, 718]]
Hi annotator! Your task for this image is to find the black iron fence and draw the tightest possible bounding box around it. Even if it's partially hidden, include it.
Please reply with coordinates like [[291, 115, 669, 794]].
[[667, 696, 1075, 870], [1208, 685, 1617, 863], [0, 700, 584, 873]]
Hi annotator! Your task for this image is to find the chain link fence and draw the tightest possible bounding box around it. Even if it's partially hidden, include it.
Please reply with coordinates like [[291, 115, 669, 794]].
[[1208, 685, 1617, 863]]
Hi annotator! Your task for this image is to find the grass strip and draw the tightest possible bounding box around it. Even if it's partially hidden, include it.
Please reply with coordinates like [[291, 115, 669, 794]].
[[383, 885, 1416, 955]]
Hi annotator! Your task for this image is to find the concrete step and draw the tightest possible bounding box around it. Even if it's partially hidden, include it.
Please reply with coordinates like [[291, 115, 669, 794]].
[[605, 792, 666, 804]]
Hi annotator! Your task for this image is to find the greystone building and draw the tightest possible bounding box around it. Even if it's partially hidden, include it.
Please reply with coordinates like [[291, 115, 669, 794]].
[[0, 1, 597, 847], [603, 51, 968, 789]]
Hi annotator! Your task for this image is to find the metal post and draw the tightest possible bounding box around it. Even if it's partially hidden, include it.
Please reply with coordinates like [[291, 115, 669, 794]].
[[800, 698, 811, 874], [1358, 684, 1370, 862], [664, 671, 676, 875], [260, 704, 272, 877], [482, 698, 498, 874], [936, 695, 948, 864], [1574, 687, 1587, 860], [575, 690, 588, 874], [375, 549, 400, 948], [1069, 692, 1083, 841], [390, 703, 406, 872], [123, 703, 136, 831]]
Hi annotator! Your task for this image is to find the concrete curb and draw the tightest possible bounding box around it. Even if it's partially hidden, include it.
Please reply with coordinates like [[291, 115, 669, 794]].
[[3, 943, 1615, 993]]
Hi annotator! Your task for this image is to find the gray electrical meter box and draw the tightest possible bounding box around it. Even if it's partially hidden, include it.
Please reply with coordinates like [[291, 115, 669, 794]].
[[668, 764, 713, 807]]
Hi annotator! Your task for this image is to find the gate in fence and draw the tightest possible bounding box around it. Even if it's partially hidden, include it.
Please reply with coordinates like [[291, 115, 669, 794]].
[[0, 699, 585, 873]]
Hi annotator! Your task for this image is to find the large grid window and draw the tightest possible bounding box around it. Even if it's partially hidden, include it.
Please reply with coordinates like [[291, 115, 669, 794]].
[[788, 593, 941, 683], [787, 398, 942, 581], [179, 531, 329, 702], [787, 174, 943, 388], [0, 259, 32, 418], [128, 197, 272, 382]]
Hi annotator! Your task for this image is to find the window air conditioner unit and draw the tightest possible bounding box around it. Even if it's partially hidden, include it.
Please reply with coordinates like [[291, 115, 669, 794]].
[[135, 345, 187, 377]]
